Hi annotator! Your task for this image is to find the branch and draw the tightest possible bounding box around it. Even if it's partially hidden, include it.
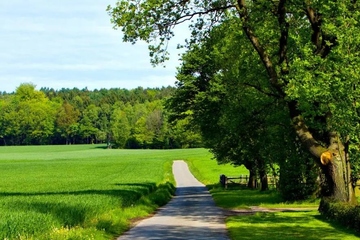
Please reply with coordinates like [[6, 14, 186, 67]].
[[242, 82, 280, 98], [288, 100, 327, 160], [304, 3, 337, 58], [171, 5, 235, 26], [236, 0, 284, 95], [277, 0, 289, 74], [304, 5, 322, 50], [238, 100, 278, 127]]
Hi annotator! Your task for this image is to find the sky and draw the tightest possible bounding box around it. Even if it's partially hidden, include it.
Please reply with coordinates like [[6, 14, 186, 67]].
[[0, 0, 188, 93]]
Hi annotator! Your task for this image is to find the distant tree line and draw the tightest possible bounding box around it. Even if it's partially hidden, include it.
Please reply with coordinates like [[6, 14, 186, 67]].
[[0, 83, 202, 148]]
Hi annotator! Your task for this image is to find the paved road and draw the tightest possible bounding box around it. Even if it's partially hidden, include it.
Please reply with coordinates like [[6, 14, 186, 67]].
[[117, 160, 229, 240]]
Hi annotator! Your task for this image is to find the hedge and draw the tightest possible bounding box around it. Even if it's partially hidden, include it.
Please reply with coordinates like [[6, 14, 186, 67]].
[[319, 198, 360, 232]]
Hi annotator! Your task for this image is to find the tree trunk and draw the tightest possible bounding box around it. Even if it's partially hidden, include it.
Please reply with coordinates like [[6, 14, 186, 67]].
[[248, 168, 257, 189], [321, 148, 357, 203], [259, 169, 268, 191], [289, 104, 356, 203], [244, 161, 257, 189], [107, 134, 111, 149]]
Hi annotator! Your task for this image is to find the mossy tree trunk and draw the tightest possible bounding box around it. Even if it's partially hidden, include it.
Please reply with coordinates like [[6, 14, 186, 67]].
[[291, 109, 356, 203]]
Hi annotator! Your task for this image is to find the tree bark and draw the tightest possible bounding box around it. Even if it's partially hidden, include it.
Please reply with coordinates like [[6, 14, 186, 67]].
[[321, 133, 357, 203], [289, 102, 356, 203], [248, 167, 257, 189], [259, 168, 269, 191]]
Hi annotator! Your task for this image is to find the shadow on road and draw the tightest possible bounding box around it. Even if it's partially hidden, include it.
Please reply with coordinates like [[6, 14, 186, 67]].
[[118, 160, 229, 240], [119, 186, 228, 240]]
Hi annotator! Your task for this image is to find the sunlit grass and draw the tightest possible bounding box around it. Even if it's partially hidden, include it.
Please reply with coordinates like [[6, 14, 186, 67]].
[[0, 145, 209, 239], [183, 152, 248, 186], [184, 154, 359, 239], [227, 211, 360, 240], [209, 188, 320, 209], [3, 145, 357, 239]]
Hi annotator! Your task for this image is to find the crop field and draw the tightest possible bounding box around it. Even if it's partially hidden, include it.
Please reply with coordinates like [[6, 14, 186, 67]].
[[0, 145, 216, 239], [2, 145, 359, 239]]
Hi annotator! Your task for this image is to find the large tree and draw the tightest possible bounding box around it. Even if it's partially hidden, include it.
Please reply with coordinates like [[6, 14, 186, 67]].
[[56, 101, 80, 145], [168, 22, 317, 194], [108, 1, 360, 203]]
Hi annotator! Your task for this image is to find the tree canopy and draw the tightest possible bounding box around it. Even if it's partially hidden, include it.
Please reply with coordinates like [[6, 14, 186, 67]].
[[0, 84, 202, 149], [108, 0, 360, 203]]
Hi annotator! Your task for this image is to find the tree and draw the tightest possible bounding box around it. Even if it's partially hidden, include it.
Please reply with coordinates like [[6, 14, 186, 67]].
[[110, 108, 131, 148], [56, 102, 80, 144], [108, 1, 360, 203], [79, 104, 100, 144], [0, 96, 16, 145], [7, 83, 58, 145], [98, 103, 112, 148], [167, 29, 307, 192], [168, 116, 203, 149]]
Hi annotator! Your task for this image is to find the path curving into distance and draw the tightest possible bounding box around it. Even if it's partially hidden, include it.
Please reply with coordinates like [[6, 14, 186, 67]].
[[117, 160, 229, 240]]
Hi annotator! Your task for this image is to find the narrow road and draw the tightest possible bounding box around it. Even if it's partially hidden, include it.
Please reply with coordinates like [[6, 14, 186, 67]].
[[117, 160, 229, 240]]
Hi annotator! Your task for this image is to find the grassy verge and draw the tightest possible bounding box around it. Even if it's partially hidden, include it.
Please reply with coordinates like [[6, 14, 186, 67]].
[[227, 211, 359, 240], [183, 150, 248, 186], [0, 145, 207, 239], [183, 152, 360, 240]]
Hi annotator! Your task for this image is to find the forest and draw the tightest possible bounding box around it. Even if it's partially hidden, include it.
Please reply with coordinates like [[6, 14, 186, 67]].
[[0, 83, 202, 149]]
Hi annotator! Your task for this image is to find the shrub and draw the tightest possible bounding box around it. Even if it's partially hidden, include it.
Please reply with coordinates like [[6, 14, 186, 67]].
[[319, 198, 360, 232], [278, 156, 319, 201]]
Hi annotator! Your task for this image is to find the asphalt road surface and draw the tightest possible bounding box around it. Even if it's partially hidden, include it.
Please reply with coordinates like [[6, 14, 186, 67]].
[[117, 160, 229, 240]]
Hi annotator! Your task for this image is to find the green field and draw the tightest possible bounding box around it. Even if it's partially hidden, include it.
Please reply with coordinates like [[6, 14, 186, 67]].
[[0, 145, 215, 239], [2, 145, 359, 240]]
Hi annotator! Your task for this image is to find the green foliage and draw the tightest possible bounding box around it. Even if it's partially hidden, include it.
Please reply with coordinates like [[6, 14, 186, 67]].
[[111, 108, 131, 148], [0, 145, 208, 239], [0, 85, 199, 149], [169, 117, 203, 148], [319, 198, 360, 233], [108, 0, 360, 202], [1, 83, 59, 145], [279, 141, 320, 201], [166, 19, 320, 196], [56, 101, 80, 144]]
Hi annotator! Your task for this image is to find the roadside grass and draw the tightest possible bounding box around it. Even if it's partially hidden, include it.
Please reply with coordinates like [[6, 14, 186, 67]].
[[184, 154, 359, 240], [227, 211, 360, 240], [210, 188, 320, 209], [0, 145, 208, 239], [183, 150, 248, 186]]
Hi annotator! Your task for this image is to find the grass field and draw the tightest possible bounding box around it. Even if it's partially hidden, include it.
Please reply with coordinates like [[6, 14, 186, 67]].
[[2, 145, 359, 239], [184, 156, 360, 240], [0, 145, 210, 239]]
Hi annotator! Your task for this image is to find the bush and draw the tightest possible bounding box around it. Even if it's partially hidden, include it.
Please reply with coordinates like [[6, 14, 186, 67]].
[[319, 198, 360, 232], [278, 156, 319, 201], [148, 182, 176, 206]]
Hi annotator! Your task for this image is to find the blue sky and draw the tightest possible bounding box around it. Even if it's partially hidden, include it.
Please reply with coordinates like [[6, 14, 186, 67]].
[[0, 0, 187, 93]]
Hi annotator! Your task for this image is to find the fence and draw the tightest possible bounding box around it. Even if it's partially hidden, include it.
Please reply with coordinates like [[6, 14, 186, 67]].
[[219, 174, 278, 189]]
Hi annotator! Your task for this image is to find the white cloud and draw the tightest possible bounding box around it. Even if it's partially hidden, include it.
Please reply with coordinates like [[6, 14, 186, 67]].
[[0, 0, 189, 93]]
